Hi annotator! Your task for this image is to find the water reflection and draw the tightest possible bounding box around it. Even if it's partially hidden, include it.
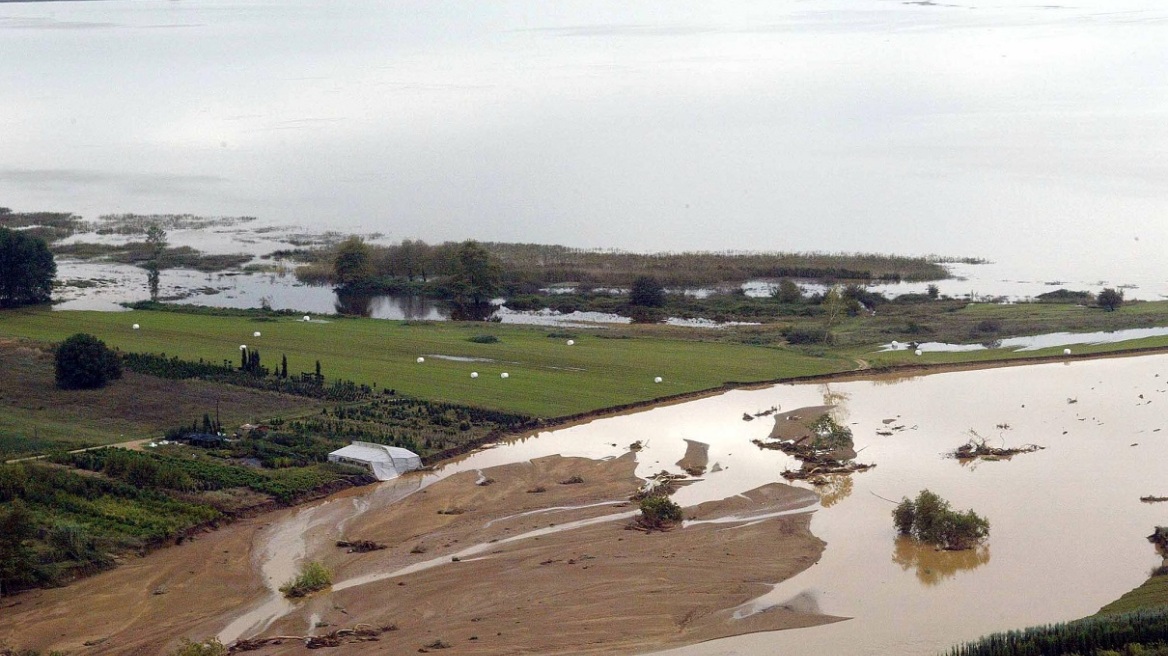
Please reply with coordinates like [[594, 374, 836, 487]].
[[814, 475, 853, 509], [891, 537, 992, 587], [334, 289, 372, 317]]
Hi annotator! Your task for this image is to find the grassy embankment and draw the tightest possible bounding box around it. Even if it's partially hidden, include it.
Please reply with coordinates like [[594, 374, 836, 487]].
[[0, 308, 854, 418]]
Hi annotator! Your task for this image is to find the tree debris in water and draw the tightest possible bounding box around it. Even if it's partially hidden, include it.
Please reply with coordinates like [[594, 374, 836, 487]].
[[951, 430, 1044, 461], [755, 411, 874, 481], [1141, 495, 1168, 504], [229, 623, 395, 652], [335, 539, 387, 553]]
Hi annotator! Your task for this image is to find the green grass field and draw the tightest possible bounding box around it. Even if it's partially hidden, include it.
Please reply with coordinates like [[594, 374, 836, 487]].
[[0, 308, 856, 417]]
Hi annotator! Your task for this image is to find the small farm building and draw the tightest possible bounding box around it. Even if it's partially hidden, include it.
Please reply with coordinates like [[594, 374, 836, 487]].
[[328, 441, 422, 481]]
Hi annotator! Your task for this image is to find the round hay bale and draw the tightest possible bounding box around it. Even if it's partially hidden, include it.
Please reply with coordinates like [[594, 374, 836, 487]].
[[914, 349, 922, 356], [1064, 348, 1072, 355], [132, 323, 140, 330], [253, 331, 261, 337], [303, 315, 311, 322], [500, 372, 509, 379], [416, 357, 425, 364], [654, 376, 663, 383], [470, 372, 479, 379], [240, 344, 247, 350], [567, 339, 575, 346]]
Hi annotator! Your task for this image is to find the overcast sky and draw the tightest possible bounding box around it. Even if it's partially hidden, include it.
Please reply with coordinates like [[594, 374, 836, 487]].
[[1, 0, 1166, 271]]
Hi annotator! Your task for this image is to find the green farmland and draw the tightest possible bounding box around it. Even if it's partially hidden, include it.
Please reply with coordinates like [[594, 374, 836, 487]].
[[0, 308, 855, 417]]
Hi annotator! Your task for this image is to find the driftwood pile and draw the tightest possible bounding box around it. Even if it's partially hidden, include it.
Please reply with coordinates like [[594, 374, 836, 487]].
[[754, 410, 874, 483], [1141, 495, 1168, 504], [230, 624, 395, 652], [335, 540, 387, 553], [951, 435, 1044, 461]]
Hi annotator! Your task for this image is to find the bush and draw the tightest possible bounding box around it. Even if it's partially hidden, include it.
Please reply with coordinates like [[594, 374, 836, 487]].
[[636, 495, 683, 531], [467, 334, 500, 344], [629, 275, 665, 308], [280, 560, 331, 598], [1099, 287, 1124, 312], [773, 279, 803, 304], [893, 489, 989, 550], [55, 333, 122, 390]]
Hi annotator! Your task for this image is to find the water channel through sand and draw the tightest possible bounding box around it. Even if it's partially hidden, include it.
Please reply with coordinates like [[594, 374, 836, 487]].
[[221, 354, 1168, 655]]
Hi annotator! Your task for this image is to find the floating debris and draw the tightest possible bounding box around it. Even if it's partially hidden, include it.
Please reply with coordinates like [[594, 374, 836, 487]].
[[952, 431, 1044, 461], [1140, 495, 1168, 504]]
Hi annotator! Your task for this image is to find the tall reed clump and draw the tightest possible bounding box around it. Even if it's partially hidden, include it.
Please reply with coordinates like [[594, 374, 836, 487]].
[[280, 561, 332, 598]]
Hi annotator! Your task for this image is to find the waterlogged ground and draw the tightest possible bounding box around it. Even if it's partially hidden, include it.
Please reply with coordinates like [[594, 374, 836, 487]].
[[4, 354, 1167, 654], [194, 354, 1168, 655]]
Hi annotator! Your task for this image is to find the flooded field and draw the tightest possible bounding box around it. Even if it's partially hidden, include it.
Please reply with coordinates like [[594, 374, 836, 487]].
[[208, 353, 1168, 655]]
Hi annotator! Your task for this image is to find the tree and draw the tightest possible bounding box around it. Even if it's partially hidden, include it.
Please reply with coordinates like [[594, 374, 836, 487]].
[[893, 489, 989, 550], [55, 333, 123, 390], [773, 279, 803, 304], [333, 237, 374, 287], [629, 275, 665, 308], [143, 224, 167, 301], [0, 227, 56, 307], [1098, 287, 1124, 312], [397, 239, 433, 282], [450, 240, 502, 307], [926, 284, 940, 300]]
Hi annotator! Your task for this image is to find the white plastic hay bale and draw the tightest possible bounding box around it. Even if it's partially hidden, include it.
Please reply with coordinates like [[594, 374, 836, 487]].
[[567, 339, 575, 346], [890, 340, 898, 348], [416, 357, 425, 364], [240, 344, 247, 350], [470, 371, 479, 379], [303, 315, 311, 322], [132, 323, 140, 330], [1064, 348, 1072, 355], [253, 331, 261, 337], [654, 376, 663, 383], [915, 349, 922, 356], [500, 372, 509, 379]]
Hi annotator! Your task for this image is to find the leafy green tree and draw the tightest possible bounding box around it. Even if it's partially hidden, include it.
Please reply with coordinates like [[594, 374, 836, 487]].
[[450, 240, 502, 306], [893, 489, 989, 550], [333, 237, 374, 287], [1098, 287, 1124, 312], [397, 239, 432, 282], [926, 284, 940, 300], [0, 227, 56, 307], [55, 333, 123, 390], [629, 275, 665, 308]]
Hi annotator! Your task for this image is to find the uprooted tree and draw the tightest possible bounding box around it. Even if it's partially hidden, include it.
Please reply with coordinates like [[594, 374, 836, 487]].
[[893, 489, 989, 551]]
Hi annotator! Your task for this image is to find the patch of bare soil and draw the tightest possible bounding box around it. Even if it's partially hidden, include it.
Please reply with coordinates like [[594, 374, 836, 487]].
[[676, 439, 709, 476], [3, 454, 834, 655]]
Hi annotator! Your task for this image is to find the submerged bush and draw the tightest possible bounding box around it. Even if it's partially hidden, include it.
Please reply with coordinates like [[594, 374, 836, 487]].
[[893, 489, 989, 550]]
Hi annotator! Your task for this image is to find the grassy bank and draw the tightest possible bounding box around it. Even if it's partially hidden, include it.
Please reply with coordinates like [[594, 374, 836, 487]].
[[0, 308, 854, 417]]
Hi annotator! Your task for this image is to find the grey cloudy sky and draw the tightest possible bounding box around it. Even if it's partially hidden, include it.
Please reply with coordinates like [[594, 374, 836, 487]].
[[1, 0, 1165, 270]]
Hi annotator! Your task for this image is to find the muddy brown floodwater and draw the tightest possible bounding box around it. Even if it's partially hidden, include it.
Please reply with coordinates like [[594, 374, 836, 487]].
[[5, 354, 1168, 655]]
